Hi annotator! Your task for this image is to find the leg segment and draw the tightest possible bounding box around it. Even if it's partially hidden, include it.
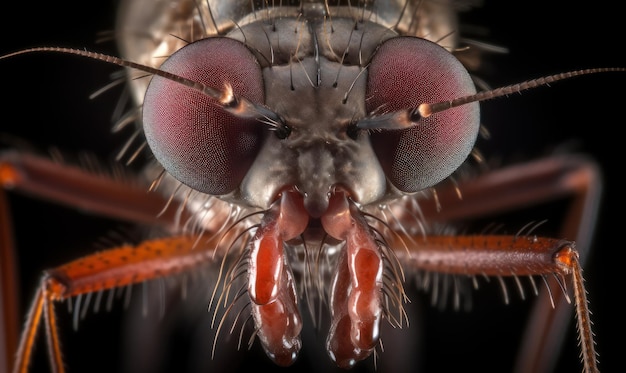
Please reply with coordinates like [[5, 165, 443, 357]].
[[393, 155, 601, 372]]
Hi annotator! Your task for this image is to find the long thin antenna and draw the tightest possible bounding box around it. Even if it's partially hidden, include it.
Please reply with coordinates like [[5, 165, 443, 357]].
[[358, 68, 626, 131]]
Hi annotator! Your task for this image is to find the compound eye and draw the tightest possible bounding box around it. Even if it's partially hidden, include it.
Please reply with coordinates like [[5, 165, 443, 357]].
[[143, 37, 265, 195], [366, 37, 480, 193]]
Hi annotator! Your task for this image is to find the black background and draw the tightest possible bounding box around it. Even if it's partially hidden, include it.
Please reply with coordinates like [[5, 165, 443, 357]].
[[1, 1, 623, 372]]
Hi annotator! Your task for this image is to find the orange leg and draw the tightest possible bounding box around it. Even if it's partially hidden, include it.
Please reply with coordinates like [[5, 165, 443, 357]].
[[0, 151, 202, 373], [0, 187, 19, 373], [12, 234, 225, 373], [401, 155, 601, 372]]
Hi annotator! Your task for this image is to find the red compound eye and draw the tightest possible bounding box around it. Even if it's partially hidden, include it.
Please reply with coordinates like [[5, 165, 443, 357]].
[[366, 37, 480, 193], [143, 37, 265, 195]]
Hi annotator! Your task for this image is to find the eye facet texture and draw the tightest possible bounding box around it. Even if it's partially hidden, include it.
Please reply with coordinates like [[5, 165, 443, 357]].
[[143, 37, 265, 195], [366, 37, 480, 192]]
